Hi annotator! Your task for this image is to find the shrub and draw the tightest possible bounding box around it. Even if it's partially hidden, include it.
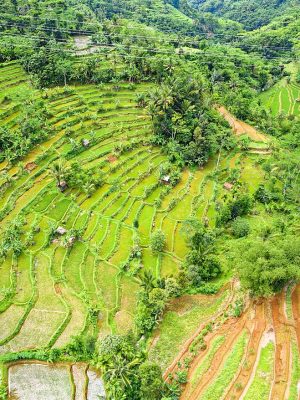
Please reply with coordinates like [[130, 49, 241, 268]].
[[217, 194, 253, 226], [150, 230, 166, 253], [234, 236, 300, 296], [0, 385, 7, 400], [176, 370, 188, 384], [232, 218, 250, 238], [186, 254, 221, 286], [139, 362, 164, 400]]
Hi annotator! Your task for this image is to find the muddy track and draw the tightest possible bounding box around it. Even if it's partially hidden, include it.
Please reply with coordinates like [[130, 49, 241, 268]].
[[223, 301, 267, 400], [182, 311, 249, 400], [279, 90, 283, 114], [248, 148, 272, 155], [168, 287, 299, 400], [270, 292, 291, 400], [163, 281, 235, 380], [291, 284, 300, 354], [217, 106, 268, 143]]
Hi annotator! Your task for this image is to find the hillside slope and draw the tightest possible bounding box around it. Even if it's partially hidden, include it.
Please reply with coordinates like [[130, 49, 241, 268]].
[[189, 0, 300, 29]]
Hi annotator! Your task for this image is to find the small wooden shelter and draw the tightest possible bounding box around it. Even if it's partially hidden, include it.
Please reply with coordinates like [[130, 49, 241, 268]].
[[58, 180, 68, 192], [82, 138, 90, 147], [56, 226, 67, 235], [161, 175, 170, 185], [24, 162, 37, 172], [223, 182, 234, 191]]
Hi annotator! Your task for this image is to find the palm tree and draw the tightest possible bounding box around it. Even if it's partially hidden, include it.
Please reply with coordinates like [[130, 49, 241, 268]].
[[136, 93, 147, 108], [158, 85, 173, 111], [101, 354, 141, 398], [106, 355, 140, 387], [50, 161, 66, 184], [139, 270, 156, 292], [146, 102, 159, 121]]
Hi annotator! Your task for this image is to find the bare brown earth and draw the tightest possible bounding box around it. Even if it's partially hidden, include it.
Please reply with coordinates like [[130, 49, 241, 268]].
[[223, 301, 267, 400], [183, 311, 249, 400], [165, 287, 299, 400], [270, 292, 291, 400], [107, 154, 118, 163], [217, 106, 269, 143], [162, 281, 235, 380]]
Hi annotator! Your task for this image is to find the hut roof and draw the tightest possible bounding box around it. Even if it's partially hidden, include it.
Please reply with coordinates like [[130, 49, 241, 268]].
[[24, 162, 37, 172], [223, 182, 234, 191], [82, 138, 90, 147], [162, 175, 170, 183], [58, 180, 68, 191], [56, 226, 67, 235]]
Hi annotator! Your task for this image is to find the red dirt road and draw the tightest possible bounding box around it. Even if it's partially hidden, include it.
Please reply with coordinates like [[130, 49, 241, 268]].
[[182, 312, 249, 400], [223, 301, 267, 400], [162, 282, 300, 400], [270, 292, 292, 400], [217, 106, 269, 143]]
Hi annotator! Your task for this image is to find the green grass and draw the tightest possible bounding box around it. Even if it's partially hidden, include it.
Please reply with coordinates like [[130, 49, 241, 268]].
[[289, 340, 300, 400], [63, 242, 87, 294], [14, 253, 33, 304], [189, 335, 226, 391], [138, 205, 156, 245], [109, 226, 134, 266], [200, 330, 248, 400], [0, 254, 13, 298], [81, 251, 97, 298], [0, 62, 271, 369], [259, 72, 300, 117], [286, 285, 294, 322], [244, 340, 275, 400], [149, 290, 229, 370], [160, 253, 179, 276], [161, 217, 176, 252], [0, 305, 26, 342], [95, 262, 118, 310]]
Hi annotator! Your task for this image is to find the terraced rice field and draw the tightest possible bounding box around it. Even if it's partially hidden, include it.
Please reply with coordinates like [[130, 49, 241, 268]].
[[1, 61, 296, 399], [8, 362, 105, 400], [259, 77, 300, 117], [154, 285, 300, 400], [0, 61, 269, 355]]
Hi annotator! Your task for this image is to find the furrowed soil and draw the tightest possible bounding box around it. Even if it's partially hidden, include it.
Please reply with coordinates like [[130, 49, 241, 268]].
[[166, 286, 299, 400]]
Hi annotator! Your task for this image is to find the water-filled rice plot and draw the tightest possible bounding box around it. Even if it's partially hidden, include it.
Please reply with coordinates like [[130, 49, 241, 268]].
[[9, 363, 73, 400], [8, 362, 105, 400]]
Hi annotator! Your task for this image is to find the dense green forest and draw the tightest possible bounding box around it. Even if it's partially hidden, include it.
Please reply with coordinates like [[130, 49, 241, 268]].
[[0, 0, 299, 399], [189, 0, 300, 29]]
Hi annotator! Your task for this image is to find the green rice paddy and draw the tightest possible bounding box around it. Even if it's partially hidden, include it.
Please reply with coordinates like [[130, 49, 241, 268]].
[[0, 61, 267, 359], [259, 64, 300, 116]]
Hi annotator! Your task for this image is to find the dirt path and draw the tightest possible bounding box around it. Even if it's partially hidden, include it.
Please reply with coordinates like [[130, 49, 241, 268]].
[[223, 301, 267, 400], [292, 284, 300, 354], [270, 292, 292, 400], [287, 85, 293, 115], [248, 148, 272, 155], [163, 281, 235, 379], [278, 90, 283, 114], [182, 311, 249, 400], [217, 106, 269, 143], [165, 287, 298, 400]]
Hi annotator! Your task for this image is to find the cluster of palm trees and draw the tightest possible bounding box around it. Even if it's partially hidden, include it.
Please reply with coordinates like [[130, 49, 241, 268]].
[[49, 160, 102, 197], [145, 73, 232, 167]]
